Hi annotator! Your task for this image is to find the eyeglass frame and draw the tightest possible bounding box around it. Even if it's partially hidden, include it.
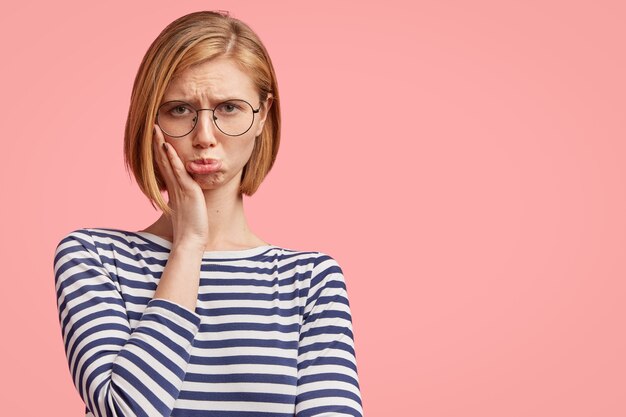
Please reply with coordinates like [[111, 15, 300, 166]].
[[156, 99, 261, 138]]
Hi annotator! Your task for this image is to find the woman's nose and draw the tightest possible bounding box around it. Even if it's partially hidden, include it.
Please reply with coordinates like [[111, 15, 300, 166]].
[[192, 110, 218, 147]]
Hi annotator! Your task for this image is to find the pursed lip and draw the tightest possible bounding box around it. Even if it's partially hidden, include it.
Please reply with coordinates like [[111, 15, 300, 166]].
[[186, 158, 222, 174]]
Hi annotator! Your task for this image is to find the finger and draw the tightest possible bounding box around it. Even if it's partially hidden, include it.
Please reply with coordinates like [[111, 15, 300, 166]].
[[153, 125, 178, 193]]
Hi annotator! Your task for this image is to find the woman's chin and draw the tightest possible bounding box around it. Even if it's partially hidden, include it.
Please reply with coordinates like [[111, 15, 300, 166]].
[[191, 172, 226, 189]]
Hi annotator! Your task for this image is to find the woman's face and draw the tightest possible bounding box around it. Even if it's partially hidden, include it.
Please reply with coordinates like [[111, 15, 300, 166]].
[[158, 57, 271, 191]]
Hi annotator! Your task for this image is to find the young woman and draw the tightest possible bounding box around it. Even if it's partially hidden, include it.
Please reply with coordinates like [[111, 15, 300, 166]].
[[54, 11, 362, 417]]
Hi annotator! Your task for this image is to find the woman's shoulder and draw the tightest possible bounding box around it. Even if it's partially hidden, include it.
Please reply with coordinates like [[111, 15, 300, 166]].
[[269, 246, 345, 282], [55, 227, 171, 257]]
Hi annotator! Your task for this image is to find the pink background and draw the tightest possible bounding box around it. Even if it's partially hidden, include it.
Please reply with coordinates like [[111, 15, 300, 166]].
[[1, 0, 625, 415]]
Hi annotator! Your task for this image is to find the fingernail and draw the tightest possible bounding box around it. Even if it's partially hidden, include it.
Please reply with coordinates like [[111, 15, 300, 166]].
[[162, 142, 168, 152]]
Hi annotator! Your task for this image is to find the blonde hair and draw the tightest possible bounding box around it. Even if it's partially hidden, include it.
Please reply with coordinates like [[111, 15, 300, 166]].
[[124, 11, 281, 213]]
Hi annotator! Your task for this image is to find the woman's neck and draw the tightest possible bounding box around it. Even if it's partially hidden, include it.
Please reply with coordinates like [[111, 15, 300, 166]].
[[142, 185, 266, 252]]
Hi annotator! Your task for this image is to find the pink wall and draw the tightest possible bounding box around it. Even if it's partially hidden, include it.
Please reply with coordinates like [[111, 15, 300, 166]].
[[1, 0, 625, 415]]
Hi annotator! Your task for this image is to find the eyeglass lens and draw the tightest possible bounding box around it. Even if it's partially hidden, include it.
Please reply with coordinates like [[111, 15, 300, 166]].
[[157, 100, 256, 137]]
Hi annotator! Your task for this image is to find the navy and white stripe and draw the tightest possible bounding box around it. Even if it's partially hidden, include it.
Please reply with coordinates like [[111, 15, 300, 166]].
[[54, 228, 362, 417]]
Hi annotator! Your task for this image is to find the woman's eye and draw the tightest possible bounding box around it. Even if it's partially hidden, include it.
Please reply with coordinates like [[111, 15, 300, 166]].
[[217, 102, 242, 115], [171, 105, 191, 115]]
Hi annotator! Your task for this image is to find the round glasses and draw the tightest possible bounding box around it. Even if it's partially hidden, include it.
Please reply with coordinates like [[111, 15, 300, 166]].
[[157, 99, 261, 138]]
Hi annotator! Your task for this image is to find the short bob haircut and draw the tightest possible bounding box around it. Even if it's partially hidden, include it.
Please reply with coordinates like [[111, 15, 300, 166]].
[[124, 11, 280, 213]]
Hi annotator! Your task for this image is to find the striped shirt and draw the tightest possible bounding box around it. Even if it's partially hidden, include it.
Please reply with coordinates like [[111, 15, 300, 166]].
[[54, 228, 362, 417]]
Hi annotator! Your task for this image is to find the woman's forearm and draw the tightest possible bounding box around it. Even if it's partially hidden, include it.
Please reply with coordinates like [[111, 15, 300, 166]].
[[153, 241, 205, 311]]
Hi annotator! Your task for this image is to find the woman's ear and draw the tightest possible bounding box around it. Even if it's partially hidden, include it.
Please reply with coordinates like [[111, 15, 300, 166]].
[[264, 93, 274, 112], [255, 94, 273, 136]]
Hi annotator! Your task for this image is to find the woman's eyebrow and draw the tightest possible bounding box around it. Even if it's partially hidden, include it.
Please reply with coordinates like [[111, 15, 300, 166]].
[[163, 94, 243, 104]]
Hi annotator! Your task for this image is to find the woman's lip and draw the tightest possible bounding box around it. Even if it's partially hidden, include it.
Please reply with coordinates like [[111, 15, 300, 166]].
[[186, 159, 222, 174]]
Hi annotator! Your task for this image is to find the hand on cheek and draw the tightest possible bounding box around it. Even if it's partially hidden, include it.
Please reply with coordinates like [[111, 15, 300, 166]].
[[152, 125, 210, 249]]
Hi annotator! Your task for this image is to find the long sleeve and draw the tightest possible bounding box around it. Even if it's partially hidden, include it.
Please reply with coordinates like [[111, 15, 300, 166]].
[[54, 229, 201, 417], [295, 255, 363, 417]]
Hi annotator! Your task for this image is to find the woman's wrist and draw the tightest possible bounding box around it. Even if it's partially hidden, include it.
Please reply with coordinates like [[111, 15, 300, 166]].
[[170, 238, 207, 256]]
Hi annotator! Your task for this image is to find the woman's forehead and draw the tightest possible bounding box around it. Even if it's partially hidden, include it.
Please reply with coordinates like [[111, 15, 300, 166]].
[[164, 58, 257, 103]]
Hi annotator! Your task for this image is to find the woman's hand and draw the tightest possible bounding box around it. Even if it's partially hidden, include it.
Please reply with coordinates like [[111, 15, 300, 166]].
[[153, 125, 209, 251]]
